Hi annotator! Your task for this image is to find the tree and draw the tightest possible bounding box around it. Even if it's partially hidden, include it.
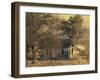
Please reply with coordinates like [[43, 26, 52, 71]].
[[26, 13, 64, 60], [61, 15, 84, 58], [62, 15, 83, 46]]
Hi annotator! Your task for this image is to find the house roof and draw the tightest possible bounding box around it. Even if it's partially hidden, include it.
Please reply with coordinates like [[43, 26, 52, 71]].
[[39, 38, 72, 49]]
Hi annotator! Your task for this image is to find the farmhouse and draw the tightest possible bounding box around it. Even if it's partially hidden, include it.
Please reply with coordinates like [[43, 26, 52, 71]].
[[39, 35, 73, 60]]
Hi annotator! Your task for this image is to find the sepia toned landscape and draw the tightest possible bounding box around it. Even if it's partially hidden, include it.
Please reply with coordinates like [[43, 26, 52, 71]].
[[26, 12, 89, 67]]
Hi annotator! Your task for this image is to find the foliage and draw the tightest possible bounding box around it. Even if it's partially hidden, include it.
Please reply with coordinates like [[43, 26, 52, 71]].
[[26, 13, 63, 53], [62, 15, 84, 45], [26, 13, 88, 57]]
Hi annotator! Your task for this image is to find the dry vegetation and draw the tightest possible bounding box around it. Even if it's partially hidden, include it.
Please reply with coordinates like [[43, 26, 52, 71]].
[[26, 57, 89, 67]]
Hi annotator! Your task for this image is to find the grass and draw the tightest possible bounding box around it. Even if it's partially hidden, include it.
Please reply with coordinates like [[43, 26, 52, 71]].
[[26, 56, 89, 67]]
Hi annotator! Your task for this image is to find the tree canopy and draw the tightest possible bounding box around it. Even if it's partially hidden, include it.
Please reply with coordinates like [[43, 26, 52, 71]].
[[26, 13, 88, 55]]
